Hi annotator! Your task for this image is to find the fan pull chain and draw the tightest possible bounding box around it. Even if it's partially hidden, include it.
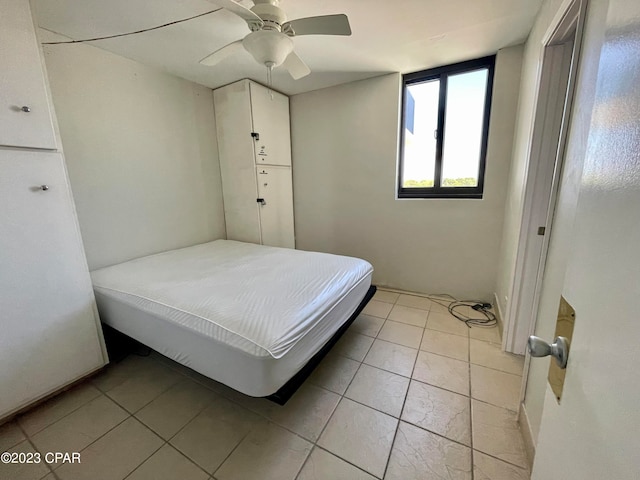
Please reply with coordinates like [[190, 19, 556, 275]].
[[266, 64, 274, 100]]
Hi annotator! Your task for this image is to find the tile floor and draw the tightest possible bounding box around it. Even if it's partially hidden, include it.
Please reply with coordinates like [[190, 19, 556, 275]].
[[0, 289, 530, 480]]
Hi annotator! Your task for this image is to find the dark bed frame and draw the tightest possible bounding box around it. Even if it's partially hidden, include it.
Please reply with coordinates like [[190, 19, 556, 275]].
[[102, 284, 377, 406]]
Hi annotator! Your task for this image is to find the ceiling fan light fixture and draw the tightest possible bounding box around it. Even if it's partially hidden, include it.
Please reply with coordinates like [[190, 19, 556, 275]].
[[242, 30, 293, 68]]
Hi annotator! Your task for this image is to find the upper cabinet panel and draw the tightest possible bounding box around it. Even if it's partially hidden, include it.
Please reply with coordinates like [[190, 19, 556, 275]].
[[0, 0, 57, 150], [249, 82, 292, 166]]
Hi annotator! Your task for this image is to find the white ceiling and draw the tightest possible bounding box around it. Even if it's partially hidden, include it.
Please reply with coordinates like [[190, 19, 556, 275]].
[[34, 0, 543, 96]]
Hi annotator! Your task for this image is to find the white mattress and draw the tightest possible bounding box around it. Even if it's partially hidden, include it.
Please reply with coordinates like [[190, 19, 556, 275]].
[[91, 240, 373, 396]]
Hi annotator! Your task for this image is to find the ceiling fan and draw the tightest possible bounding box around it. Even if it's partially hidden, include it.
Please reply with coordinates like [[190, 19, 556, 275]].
[[200, 0, 352, 79]]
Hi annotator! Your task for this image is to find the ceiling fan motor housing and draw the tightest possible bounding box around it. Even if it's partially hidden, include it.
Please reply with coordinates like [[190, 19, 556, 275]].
[[251, 1, 287, 31]]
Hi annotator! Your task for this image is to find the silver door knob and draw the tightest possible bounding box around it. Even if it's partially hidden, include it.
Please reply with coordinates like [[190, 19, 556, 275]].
[[21, 106, 31, 113], [527, 335, 569, 369], [40, 185, 49, 191]]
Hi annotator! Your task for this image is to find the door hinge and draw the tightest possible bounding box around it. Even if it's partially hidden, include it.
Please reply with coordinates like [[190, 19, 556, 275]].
[[537, 226, 546, 236], [251, 132, 260, 141]]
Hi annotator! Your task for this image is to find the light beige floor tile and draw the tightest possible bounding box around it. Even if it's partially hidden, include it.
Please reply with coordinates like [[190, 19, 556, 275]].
[[30, 395, 128, 455], [0, 420, 26, 451], [473, 451, 530, 480], [373, 290, 399, 304], [237, 383, 340, 442], [135, 378, 217, 439], [307, 353, 360, 395], [469, 326, 501, 343], [377, 321, 424, 349], [470, 365, 521, 411], [427, 311, 470, 337], [317, 398, 397, 478], [396, 294, 432, 311], [361, 300, 393, 319], [215, 422, 312, 480], [348, 314, 385, 338], [330, 332, 374, 362], [170, 395, 263, 474], [19, 383, 101, 436], [470, 339, 524, 375], [91, 355, 151, 392], [0, 441, 51, 480], [413, 351, 470, 396], [421, 329, 469, 361], [363, 340, 418, 377], [127, 444, 209, 480], [385, 421, 472, 480], [55, 417, 163, 480], [297, 447, 376, 480], [388, 305, 429, 328], [472, 400, 528, 469], [345, 364, 410, 417], [401, 380, 471, 446], [428, 300, 455, 314], [104, 359, 183, 413]]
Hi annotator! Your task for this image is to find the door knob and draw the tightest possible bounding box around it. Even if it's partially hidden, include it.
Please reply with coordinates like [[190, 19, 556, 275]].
[[527, 335, 569, 369]]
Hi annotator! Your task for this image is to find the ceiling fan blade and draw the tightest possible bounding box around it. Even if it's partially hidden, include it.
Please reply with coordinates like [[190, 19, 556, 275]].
[[282, 14, 351, 36], [282, 51, 311, 80], [200, 40, 245, 66], [208, 0, 263, 28]]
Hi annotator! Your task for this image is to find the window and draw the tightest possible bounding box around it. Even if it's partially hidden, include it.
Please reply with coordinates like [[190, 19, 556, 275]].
[[398, 56, 495, 199]]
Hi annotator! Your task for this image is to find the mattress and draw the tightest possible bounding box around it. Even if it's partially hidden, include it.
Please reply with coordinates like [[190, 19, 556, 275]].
[[91, 240, 373, 396]]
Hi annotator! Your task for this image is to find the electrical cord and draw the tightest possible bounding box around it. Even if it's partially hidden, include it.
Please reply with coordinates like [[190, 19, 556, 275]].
[[447, 300, 497, 328], [402, 292, 497, 329], [42, 8, 223, 45]]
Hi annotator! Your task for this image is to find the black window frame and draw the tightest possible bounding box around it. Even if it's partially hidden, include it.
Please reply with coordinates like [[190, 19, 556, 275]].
[[398, 55, 496, 199]]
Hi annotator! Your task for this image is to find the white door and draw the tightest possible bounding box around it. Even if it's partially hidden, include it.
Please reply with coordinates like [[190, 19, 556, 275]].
[[0, 150, 105, 418], [0, 0, 57, 150], [249, 82, 292, 166], [256, 166, 295, 248], [531, 0, 640, 478]]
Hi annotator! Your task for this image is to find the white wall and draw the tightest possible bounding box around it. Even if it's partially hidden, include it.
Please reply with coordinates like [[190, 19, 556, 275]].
[[42, 35, 226, 269], [290, 46, 523, 300], [494, 0, 567, 318]]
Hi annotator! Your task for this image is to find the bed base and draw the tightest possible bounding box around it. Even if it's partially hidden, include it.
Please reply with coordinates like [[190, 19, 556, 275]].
[[266, 284, 377, 405], [101, 284, 377, 406]]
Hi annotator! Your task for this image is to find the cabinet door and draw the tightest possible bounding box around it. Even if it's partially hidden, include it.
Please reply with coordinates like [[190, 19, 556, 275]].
[[250, 82, 292, 166], [0, 0, 57, 150], [257, 166, 295, 248], [0, 150, 105, 418], [214, 82, 262, 244]]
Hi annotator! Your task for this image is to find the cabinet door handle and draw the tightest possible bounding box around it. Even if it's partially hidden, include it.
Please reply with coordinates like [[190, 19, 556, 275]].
[[257, 198, 266, 206], [21, 106, 31, 113]]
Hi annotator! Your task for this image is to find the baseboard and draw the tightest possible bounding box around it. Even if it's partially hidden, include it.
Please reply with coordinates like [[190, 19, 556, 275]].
[[493, 292, 505, 338], [518, 402, 536, 470]]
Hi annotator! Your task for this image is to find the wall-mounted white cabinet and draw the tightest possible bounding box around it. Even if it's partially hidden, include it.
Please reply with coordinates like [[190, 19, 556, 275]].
[[0, 0, 106, 419], [214, 79, 295, 248], [0, 151, 106, 419], [0, 0, 57, 150]]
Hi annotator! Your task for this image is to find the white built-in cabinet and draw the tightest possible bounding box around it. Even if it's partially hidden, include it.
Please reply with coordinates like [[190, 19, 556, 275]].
[[0, 0, 57, 150], [214, 80, 295, 249], [0, 0, 107, 419]]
